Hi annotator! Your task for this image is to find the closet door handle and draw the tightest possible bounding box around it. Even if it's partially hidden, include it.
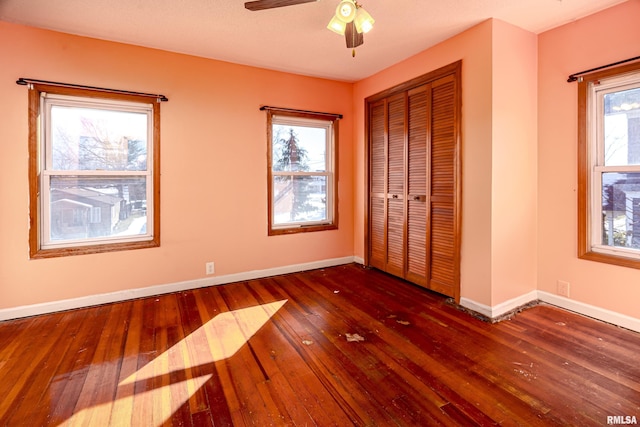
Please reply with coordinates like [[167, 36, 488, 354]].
[[412, 195, 426, 202], [392, 194, 399, 199]]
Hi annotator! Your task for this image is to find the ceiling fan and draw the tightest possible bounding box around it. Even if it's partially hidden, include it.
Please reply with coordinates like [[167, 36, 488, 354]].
[[244, 0, 375, 57], [244, 0, 318, 12]]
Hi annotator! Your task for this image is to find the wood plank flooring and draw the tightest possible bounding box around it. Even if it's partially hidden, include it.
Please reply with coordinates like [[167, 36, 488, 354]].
[[0, 263, 638, 426]]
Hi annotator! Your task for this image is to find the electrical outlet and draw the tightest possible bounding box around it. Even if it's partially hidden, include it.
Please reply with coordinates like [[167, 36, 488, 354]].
[[557, 280, 570, 297], [206, 262, 215, 275]]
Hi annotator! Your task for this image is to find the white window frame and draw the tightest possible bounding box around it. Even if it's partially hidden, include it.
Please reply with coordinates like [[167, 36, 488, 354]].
[[41, 94, 155, 249], [267, 110, 338, 235], [579, 63, 640, 268]]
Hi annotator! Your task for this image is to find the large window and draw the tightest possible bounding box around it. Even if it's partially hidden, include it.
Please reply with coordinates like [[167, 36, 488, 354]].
[[578, 62, 640, 268], [27, 83, 161, 258], [266, 109, 338, 235]]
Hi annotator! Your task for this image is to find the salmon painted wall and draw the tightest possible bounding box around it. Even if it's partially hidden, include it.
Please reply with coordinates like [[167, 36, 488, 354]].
[[490, 21, 538, 305], [537, 0, 640, 319], [0, 22, 354, 309]]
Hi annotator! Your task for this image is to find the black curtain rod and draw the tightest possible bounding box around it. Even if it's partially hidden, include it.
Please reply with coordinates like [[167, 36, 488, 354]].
[[260, 105, 343, 119], [16, 78, 169, 102], [567, 55, 640, 83]]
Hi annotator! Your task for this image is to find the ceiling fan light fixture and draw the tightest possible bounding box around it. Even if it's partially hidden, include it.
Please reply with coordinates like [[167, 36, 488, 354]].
[[354, 7, 374, 33], [335, 0, 357, 23], [327, 0, 373, 56], [327, 15, 347, 35]]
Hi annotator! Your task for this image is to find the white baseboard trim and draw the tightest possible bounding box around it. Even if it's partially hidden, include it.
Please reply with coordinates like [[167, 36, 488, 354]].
[[5, 261, 639, 334], [460, 290, 538, 319], [461, 291, 640, 333], [0, 256, 357, 322], [537, 291, 640, 333]]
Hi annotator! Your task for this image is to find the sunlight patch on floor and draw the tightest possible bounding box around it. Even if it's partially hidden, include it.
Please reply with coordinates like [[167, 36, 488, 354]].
[[63, 299, 288, 426]]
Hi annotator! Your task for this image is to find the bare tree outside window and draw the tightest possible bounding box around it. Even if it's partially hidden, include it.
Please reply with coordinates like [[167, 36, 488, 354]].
[[47, 106, 150, 241], [272, 127, 316, 221], [267, 109, 337, 235]]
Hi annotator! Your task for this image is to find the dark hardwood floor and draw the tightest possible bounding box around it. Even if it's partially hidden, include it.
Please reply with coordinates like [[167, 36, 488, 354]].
[[0, 263, 638, 426]]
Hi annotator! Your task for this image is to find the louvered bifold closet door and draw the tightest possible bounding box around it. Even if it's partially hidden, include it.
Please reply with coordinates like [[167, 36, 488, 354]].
[[366, 61, 460, 301], [427, 74, 458, 298], [406, 85, 428, 286], [386, 93, 407, 277], [369, 100, 386, 271]]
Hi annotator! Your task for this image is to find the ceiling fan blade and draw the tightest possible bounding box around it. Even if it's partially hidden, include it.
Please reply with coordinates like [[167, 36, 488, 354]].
[[245, 0, 318, 11]]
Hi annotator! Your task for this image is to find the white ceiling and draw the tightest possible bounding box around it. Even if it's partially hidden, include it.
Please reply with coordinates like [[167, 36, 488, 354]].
[[0, 0, 628, 82]]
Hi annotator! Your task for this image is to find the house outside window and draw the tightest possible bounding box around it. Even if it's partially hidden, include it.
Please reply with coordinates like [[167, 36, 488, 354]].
[[27, 83, 161, 258], [578, 62, 640, 268], [266, 109, 338, 235]]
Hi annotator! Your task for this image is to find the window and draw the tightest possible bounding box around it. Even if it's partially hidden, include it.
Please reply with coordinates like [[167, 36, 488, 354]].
[[266, 109, 338, 235], [27, 83, 161, 258], [578, 62, 640, 268]]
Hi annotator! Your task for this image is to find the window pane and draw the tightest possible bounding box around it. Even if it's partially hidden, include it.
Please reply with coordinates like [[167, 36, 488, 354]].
[[272, 125, 326, 172], [601, 172, 640, 250], [603, 87, 640, 166], [49, 176, 147, 242], [51, 105, 148, 171], [273, 175, 327, 225]]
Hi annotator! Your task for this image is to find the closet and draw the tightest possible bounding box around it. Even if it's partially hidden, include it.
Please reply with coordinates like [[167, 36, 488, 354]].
[[366, 61, 461, 301]]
